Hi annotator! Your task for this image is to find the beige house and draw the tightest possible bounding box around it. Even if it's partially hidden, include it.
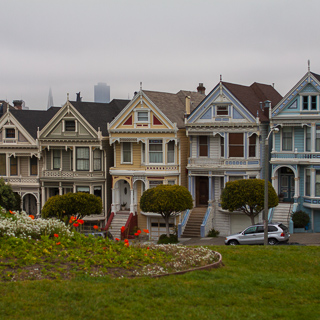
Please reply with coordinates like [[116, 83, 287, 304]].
[[108, 88, 204, 239]]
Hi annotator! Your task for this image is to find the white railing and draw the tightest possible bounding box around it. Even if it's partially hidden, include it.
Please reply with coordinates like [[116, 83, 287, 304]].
[[42, 170, 104, 178], [4, 177, 39, 184], [201, 206, 214, 238], [178, 209, 190, 238], [188, 158, 260, 168]]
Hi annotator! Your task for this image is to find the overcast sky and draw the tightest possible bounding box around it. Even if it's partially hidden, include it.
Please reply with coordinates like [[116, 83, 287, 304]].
[[1, 0, 319, 110]]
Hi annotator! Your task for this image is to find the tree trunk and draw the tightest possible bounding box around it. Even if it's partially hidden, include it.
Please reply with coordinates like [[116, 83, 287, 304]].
[[165, 215, 170, 237], [250, 215, 255, 225]]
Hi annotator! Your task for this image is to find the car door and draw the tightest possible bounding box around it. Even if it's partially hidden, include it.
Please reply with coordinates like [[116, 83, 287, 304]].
[[237, 226, 257, 244], [254, 226, 265, 244]]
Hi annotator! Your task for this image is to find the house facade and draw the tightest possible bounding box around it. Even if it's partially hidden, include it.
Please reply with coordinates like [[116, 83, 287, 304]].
[[186, 81, 282, 236], [108, 88, 204, 239], [270, 69, 320, 233]]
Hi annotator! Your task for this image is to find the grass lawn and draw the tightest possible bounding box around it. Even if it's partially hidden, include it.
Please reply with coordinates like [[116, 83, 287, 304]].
[[1, 244, 319, 320]]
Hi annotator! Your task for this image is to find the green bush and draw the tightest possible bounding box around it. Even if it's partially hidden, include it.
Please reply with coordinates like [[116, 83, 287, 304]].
[[207, 228, 220, 237], [157, 234, 179, 244], [42, 192, 102, 221], [292, 210, 310, 228], [0, 178, 20, 211]]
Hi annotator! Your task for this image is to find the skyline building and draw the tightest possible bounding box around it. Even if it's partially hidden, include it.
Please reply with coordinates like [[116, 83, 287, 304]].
[[94, 82, 110, 103]]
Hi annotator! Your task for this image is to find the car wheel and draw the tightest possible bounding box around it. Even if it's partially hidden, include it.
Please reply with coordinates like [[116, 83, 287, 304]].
[[268, 238, 278, 245], [229, 240, 239, 246]]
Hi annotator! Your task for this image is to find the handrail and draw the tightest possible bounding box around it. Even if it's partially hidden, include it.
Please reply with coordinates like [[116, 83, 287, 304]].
[[102, 211, 114, 232], [121, 212, 133, 240], [200, 206, 212, 238], [178, 209, 190, 238]]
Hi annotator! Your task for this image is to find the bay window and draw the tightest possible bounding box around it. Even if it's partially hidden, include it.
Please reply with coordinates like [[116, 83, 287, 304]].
[[149, 140, 163, 163], [76, 147, 89, 171]]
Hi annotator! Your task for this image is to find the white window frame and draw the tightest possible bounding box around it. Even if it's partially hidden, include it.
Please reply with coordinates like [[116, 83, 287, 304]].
[[148, 139, 163, 164], [281, 127, 293, 152], [300, 94, 318, 111], [215, 104, 229, 117], [135, 109, 150, 123], [148, 180, 163, 189], [52, 149, 61, 170], [167, 140, 175, 164]]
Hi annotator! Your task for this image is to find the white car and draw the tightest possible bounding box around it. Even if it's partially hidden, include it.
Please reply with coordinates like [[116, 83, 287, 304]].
[[225, 223, 290, 245]]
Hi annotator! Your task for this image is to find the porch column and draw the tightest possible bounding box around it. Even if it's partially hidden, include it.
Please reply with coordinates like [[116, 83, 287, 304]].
[[311, 168, 315, 197], [111, 188, 116, 214], [59, 182, 62, 195], [41, 184, 45, 209], [208, 175, 212, 206], [130, 188, 134, 214], [37, 199, 41, 218], [294, 177, 299, 201]]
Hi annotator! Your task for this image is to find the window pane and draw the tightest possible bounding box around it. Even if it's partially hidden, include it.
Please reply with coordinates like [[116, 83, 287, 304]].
[[0, 154, 6, 175], [65, 120, 75, 131], [138, 111, 148, 121], [249, 135, 256, 157], [6, 129, 15, 138], [167, 141, 175, 163], [199, 136, 208, 156], [229, 133, 244, 157], [76, 148, 89, 171], [220, 136, 224, 157], [149, 140, 163, 163], [53, 150, 61, 169], [311, 96, 317, 110], [305, 170, 310, 196], [217, 105, 228, 116], [77, 186, 90, 193], [303, 96, 308, 110], [94, 186, 102, 198], [93, 149, 101, 170], [282, 128, 292, 151], [316, 171, 320, 197], [30, 156, 37, 175], [10, 157, 17, 175], [316, 126, 320, 152]]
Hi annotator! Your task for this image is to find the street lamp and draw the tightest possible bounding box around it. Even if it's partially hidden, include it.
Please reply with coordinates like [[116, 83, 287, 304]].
[[264, 127, 279, 245]]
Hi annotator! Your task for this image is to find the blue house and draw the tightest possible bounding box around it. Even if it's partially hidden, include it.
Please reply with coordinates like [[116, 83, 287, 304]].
[[270, 67, 320, 233], [184, 81, 282, 236]]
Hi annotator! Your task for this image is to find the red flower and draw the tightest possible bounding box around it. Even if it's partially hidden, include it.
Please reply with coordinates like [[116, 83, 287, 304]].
[[147, 247, 149, 250], [54, 234, 59, 238], [115, 238, 120, 241], [73, 223, 79, 227], [93, 225, 99, 230], [124, 242, 129, 247], [9, 210, 14, 215], [77, 219, 84, 224], [121, 226, 125, 232], [56, 242, 61, 245], [137, 230, 141, 234], [29, 215, 35, 220], [134, 233, 139, 236], [143, 229, 149, 234], [124, 239, 129, 243]]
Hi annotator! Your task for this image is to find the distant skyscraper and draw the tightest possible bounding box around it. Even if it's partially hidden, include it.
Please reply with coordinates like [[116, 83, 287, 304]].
[[94, 82, 110, 103], [47, 87, 54, 110]]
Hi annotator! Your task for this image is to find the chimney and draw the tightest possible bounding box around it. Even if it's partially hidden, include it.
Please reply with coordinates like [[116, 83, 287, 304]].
[[76, 92, 82, 102], [185, 96, 191, 115], [13, 100, 24, 110], [197, 83, 206, 95], [264, 100, 271, 119]]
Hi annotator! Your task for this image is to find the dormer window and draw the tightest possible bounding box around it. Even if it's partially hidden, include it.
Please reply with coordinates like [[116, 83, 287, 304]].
[[302, 95, 317, 111], [6, 128, 15, 138], [137, 111, 148, 122], [65, 120, 76, 131], [216, 105, 229, 116]]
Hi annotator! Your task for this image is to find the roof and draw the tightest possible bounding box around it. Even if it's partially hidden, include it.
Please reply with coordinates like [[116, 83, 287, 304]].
[[222, 82, 282, 122], [10, 107, 61, 139], [143, 90, 205, 128], [311, 72, 320, 82], [70, 99, 130, 136]]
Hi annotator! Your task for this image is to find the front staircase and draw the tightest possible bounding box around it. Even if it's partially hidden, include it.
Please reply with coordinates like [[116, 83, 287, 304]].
[[271, 203, 291, 226], [181, 207, 207, 237], [109, 211, 130, 239]]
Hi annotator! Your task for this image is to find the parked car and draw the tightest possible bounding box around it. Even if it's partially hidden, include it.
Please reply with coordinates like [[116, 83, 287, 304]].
[[225, 222, 290, 245]]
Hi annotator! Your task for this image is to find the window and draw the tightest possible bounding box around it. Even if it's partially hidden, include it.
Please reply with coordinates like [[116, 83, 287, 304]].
[[65, 120, 75, 131], [199, 136, 208, 157], [53, 150, 61, 170], [244, 226, 256, 235], [302, 95, 317, 111], [167, 141, 175, 163], [216, 105, 228, 116], [167, 180, 175, 185], [30, 156, 37, 175], [229, 133, 244, 157], [10, 157, 17, 175], [249, 134, 256, 157], [149, 180, 163, 188], [149, 140, 163, 163], [229, 176, 243, 182], [316, 126, 320, 152], [93, 149, 102, 171], [306, 127, 311, 152], [282, 127, 293, 151], [305, 169, 310, 196], [122, 142, 132, 163], [220, 136, 224, 157], [6, 128, 15, 138], [76, 147, 89, 171], [0, 154, 6, 175], [76, 186, 90, 193], [316, 171, 320, 197], [141, 143, 146, 163], [138, 111, 148, 122], [94, 186, 102, 198]]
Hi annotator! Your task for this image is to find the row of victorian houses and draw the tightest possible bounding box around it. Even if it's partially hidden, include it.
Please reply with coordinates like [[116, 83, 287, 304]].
[[1, 67, 320, 239]]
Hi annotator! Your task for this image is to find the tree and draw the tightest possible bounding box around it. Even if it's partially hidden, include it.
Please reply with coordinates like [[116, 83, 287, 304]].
[[41, 192, 102, 222], [220, 179, 279, 225], [0, 178, 20, 211], [140, 184, 193, 237]]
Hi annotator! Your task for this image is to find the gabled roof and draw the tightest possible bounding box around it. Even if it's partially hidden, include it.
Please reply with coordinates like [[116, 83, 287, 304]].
[[10, 107, 61, 139], [70, 99, 130, 135], [143, 90, 205, 128], [311, 72, 320, 82], [222, 82, 282, 122]]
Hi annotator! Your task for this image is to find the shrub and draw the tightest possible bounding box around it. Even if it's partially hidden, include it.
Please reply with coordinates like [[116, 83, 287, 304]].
[[292, 210, 310, 228], [42, 192, 102, 221], [157, 234, 179, 244], [0, 178, 20, 211], [207, 228, 220, 237]]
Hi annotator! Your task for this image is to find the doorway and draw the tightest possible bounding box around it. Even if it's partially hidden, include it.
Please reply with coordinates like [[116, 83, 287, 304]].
[[279, 167, 294, 202], [196, 176, 208, 206]]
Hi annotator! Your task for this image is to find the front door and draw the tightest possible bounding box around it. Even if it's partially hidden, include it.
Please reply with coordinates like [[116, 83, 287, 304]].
[[279, 168, 294, 202], [196, 176, 208, 206]]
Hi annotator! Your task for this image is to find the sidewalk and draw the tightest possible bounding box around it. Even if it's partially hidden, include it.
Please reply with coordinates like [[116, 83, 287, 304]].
[[179, 233, 320, 246]]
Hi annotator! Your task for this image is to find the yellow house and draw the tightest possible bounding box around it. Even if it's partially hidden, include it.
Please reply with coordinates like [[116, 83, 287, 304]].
[[108, 88, 204, 239]]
